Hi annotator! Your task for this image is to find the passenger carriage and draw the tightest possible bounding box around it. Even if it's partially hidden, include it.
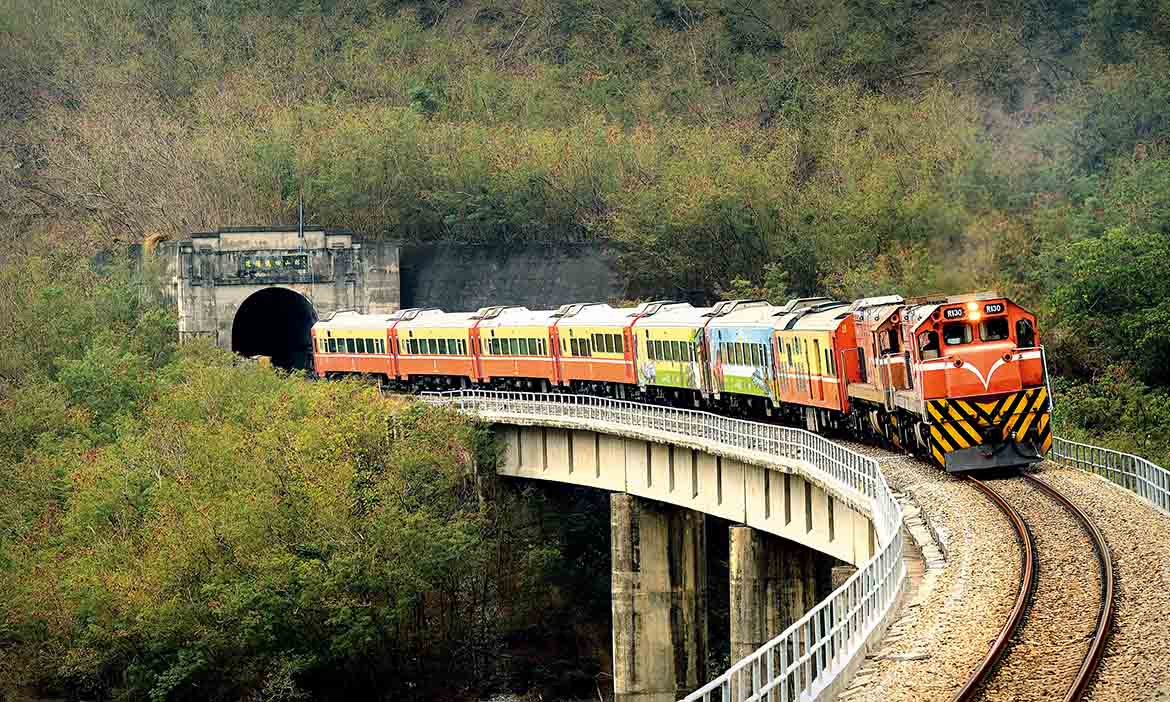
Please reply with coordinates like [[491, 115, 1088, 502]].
[[393, 308, 478, 388], [551, 302, 637, 394], [774, 299, 856, 431], [311, 310, 394, 380], [473, 306, 559, 389], [628, 301, 711, 406], [704, 300, 781, 414]]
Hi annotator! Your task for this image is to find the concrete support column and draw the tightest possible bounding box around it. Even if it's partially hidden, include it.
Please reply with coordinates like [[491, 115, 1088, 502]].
[[778, 540, 818, 632], [729, 526, 783, 662], [730, 529, 828, 663], [612, 494, 708, 702], [814, 552, 839, 602]]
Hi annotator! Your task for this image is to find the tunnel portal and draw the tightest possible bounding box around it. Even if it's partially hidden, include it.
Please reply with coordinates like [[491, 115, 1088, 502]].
[[231, 287, 318, 371]]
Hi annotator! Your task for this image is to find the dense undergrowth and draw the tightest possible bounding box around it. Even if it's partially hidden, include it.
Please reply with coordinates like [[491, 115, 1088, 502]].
[[2, 0, 1170, 697], [0, 258, 612, 700]]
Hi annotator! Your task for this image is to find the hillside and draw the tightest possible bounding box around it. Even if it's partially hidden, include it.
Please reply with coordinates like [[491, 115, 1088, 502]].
[[1, 1, 1168, 445], [0, 3, 1169, 699]]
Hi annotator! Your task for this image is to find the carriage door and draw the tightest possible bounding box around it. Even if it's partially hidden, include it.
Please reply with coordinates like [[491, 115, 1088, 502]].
[[814, 339, 824, 401]]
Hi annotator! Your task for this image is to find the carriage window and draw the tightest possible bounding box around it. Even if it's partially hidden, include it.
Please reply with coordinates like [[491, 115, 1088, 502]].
[[614, 334, 624, 353], [438, 339, 448, 355], [424, 339, 434, 354], [943, 323, 972, 346], [603, 334, 613, 354], [570, 338, 579, 356], [1016, 319, 1036, 348], [981, 317, 1010, 342], [748, 344, 758, 366], [461, 339, 468, 355], [919, 331, 940, 359], [344, 338, 355, 354], [507, 338, 518, 355], [325, 338, 334, 353], [814, 340, 822, 374], [786, 343, 793, 367]]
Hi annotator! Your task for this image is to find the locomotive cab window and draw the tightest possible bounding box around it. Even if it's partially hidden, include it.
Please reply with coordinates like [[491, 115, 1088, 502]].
[[980, 317, 1009, 342], [881, 329, 900, 354], [1016, 319, 1036, 348], [943, 323, 972, 346], [919, 331, 940, 360]]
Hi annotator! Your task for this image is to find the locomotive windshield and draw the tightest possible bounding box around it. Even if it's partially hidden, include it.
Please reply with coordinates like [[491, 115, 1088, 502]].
[[943, 323, 972, 345], [980, 317, 1009, 341]]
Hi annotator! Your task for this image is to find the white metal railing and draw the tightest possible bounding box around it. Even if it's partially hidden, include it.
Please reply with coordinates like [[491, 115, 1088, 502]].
[[420, 390, 906, 702], [1052, 436, 1170, 514]]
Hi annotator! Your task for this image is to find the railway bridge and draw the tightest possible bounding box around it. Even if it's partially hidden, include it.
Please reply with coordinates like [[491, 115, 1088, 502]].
[[422, 390, 907, 702]]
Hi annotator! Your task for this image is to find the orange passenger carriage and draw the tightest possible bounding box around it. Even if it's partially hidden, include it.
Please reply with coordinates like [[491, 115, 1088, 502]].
[[473, 306, 559, 390], [551, 302, 638, 394], [773, 298, 857, 431], [392, 308, 479, 389], [311, 310, 394, 380]]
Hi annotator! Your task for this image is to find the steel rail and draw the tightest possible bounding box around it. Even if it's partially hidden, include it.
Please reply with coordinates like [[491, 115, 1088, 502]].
[[952, 476, 1037, 702], [1022, 474, 1115, 702]]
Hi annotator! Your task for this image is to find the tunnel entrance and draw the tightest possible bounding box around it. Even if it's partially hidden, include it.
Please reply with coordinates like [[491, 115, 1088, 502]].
[[231, 287, 318, 371]]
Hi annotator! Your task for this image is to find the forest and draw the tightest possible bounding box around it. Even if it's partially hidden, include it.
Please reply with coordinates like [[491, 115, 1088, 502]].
[[1, 0, 1169, 698]]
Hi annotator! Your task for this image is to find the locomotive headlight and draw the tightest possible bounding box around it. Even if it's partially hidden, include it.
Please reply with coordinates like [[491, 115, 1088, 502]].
[[970, 312, 982, 322], [966, 302, 978, 311]]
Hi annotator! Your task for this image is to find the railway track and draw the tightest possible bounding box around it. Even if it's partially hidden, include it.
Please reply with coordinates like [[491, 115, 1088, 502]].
[[954, 473, 1115, 702]]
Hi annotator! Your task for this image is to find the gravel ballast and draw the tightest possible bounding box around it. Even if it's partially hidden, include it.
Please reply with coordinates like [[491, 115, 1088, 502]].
[[1032, 462, 1170, 702], [974, 476, 1102, 702], [836, 447, 1022, 702]]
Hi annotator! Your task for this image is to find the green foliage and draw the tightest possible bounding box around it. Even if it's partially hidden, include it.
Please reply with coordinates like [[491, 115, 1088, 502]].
[[1046, 227, 1170, 385], [1053, 368, 1170, 467], [0, 250, 610, 701]]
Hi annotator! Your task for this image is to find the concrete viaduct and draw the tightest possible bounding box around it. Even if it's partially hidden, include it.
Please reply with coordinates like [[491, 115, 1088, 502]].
[[152, 228, 904, 702], [426, 392, 903, 702]]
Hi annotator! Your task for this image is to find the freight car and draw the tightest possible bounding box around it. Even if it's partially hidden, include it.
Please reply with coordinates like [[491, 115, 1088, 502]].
[[311, 291, 1052, 473]]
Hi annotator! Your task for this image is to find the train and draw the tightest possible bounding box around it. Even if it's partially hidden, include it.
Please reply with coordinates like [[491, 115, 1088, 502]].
[[311, 292, 1053, 473]]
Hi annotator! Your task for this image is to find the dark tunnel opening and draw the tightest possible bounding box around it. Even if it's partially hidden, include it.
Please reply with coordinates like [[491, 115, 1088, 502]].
[[231, 287, 318, 371]]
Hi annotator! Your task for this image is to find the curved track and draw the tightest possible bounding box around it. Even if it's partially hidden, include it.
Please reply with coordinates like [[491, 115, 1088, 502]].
[[954, 473, 1115, 702]]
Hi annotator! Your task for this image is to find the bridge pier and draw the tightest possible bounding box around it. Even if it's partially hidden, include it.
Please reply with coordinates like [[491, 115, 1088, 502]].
[[611, 493, 707, 702], [730, 526, 839, 664]]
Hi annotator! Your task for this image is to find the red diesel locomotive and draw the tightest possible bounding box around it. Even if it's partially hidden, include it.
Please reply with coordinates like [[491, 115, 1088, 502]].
[[311, 291, 1052, 473]]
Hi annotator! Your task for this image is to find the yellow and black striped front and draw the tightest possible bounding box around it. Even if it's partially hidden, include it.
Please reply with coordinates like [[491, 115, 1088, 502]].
[[926, 387, 1052, 471]]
